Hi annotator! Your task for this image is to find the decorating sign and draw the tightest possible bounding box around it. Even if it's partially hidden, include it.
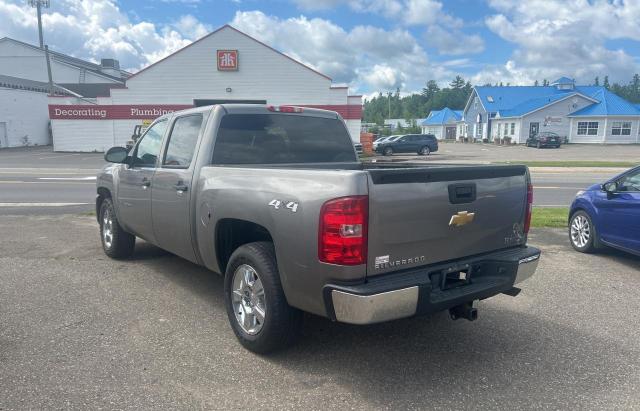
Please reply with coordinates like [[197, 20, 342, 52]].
[[217, 50, 238, 71]]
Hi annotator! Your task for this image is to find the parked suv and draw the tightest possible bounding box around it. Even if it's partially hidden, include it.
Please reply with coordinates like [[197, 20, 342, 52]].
[[526, 132, 562, 148], [375, 134, 439, 156]]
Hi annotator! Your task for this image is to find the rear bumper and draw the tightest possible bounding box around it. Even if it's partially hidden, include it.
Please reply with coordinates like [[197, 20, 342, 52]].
[[324, 246, 540, 325]]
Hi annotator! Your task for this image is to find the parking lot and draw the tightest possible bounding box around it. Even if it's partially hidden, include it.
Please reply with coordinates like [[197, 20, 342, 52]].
[[1, 145, 639, 409], [1, 214, 639, 409]]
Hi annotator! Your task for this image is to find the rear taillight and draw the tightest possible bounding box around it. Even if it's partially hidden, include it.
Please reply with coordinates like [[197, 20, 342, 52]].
[[267, 105, 304, 113], [318, 196, 368, 265], [524, 183, 533, 234]]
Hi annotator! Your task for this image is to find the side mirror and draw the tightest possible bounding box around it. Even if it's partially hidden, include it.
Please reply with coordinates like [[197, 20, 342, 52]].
[[104, 146, 128, 163], [603, 181, 617, 194]]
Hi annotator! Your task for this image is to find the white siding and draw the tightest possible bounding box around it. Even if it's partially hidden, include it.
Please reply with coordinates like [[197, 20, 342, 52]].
[[605, 117, 640, 144], [0, 88, 50, 147], [52, 120, 115, 152], [115, 27, 343, 105], [519, 94, 594, 143]]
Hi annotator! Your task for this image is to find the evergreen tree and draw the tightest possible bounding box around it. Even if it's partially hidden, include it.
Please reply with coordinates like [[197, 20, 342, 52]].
[[450, 75, 465, 89], [534, 80, 539, 86], [594, 76, 600, 86], [421, 80, 440, 100], [542, 79, 549, 86], [603, 76, 610, 89]]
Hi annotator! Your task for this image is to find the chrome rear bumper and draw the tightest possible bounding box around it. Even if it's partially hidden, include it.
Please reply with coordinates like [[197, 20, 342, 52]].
[[328, 247, 541, 325]]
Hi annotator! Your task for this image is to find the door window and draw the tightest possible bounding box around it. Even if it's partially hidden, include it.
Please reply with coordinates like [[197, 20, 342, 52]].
[[163, 114, 204, 168], [134, 120, 167, 167], [617, 169, 640, 192]]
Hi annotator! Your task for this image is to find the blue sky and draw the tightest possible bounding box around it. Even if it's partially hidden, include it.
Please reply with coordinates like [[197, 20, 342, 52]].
[[1, 0, 639, 96]]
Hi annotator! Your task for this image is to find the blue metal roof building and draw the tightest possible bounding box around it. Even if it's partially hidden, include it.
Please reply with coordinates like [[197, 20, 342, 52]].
[[461, 77, 640, 144], [421, 107, 464, 140]]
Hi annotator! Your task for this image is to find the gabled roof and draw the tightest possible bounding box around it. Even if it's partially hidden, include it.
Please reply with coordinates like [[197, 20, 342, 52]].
[[497, 92, 587, 118], [551, 77, 575, 85], [0, 37, 129, 82], [422, 107, 462, 125], [126, 24, 332, 82], [569, 88, 640, 116]]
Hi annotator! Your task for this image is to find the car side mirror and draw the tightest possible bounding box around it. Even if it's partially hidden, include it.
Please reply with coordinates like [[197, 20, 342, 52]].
[[104, 146, 129, 164], [603, 182, 617, 196]]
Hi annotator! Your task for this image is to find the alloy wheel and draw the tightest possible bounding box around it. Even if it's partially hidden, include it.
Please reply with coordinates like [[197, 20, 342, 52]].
[[102, 208, 113, 249], [231, 264, 266, 335], [570, 215, 591, 248]]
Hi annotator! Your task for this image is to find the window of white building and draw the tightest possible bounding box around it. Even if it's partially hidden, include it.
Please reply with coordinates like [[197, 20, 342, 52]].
[[577, 121, 599, 135], [612, 121, 631, 136], [510, 123, 515, 135]]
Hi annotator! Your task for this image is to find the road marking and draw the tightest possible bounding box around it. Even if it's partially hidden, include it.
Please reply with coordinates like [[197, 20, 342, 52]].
[[0, 202, 90, 207], [0, 180, 94, 185], [38, 176, 96, 181], [534, 186, 584, 189]]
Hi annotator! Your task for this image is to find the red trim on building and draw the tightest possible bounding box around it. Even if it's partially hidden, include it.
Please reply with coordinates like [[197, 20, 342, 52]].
[[49, 104, 193, 120], [49, 103, 362, 120]]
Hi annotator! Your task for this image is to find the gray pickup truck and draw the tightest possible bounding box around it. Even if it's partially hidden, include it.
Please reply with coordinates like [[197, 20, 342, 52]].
[[97, 104, 540, 353]]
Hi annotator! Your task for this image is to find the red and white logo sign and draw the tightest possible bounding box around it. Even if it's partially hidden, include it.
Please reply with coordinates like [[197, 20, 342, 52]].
[[217, 49, 238, 71]]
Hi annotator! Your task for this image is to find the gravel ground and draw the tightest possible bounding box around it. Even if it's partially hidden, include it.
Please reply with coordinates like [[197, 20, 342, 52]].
[[1, 215, 639, 410]]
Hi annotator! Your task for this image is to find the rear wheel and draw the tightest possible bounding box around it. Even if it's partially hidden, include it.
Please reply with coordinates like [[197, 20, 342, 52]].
[[569, 211, 596, 253], [418, 146, 431, 156], [383, 147, 393, 156], [536, 141, 542, 149], [224, 242, 302, 354], [99, 197, 135, 259]]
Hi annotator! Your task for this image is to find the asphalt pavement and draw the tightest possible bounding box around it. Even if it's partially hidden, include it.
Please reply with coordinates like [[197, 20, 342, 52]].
[[0, 147, 626, 213], [1, 215, 639, 409]]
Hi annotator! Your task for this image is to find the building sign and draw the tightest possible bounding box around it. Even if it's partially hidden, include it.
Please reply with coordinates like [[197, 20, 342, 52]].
[[217, 50, 238, 71], [49, 103, 362, 120], [49, 104, 193, 120], [543, 116, 562, 126]]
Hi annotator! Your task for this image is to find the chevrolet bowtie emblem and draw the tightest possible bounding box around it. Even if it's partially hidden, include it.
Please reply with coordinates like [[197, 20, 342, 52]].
[[449, 211, 475, 227]]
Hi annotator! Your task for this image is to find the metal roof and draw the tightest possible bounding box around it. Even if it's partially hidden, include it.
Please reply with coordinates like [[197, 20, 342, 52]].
[[551, 77, 575, 85], [568, 88, 640, 116], [497, 93, 578, 118], [421, 107, 462, 125], [0, 74, 72, 95]]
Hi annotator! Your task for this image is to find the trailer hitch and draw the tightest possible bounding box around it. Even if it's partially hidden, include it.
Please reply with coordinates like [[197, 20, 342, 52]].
[[449, 302, 478, 321]]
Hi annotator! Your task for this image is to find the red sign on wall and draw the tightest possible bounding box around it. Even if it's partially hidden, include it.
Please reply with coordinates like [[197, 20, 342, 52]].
[[217, 49, 238, 71]]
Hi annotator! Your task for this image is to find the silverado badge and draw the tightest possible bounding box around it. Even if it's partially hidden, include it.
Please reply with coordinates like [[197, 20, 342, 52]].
[[449, 211, 475, 227]]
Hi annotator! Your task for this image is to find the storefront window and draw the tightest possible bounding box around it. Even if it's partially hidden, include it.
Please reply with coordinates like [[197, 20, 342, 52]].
[[577, 121, 599, 135], [612, 121, 632, 136]]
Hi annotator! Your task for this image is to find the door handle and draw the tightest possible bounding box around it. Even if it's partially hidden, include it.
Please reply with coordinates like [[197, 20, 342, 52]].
[[175, 183, 188, 193]]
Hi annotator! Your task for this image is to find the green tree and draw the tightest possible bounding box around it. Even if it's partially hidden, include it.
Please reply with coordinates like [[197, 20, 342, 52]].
[[594, 76, 600, 86], [603, 75, 610, 89], [421, 80, 440, 100], [534, 80, 539, 86], [450, 75, 465, 89]]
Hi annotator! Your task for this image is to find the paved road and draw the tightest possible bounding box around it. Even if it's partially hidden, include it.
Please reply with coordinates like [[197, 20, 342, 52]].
[[1, 215, 639, 409], [0, 148, 625, 213]]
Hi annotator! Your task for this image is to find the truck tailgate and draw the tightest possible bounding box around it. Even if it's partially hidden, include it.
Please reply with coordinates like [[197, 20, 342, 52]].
[[365, 165, 529, 276]]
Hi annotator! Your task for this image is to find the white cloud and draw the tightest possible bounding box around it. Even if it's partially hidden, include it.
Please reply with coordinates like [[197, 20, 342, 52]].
[[425, 25, 484, 55], [483, 0, 640, 84], [0, 0, 209, 71], [231, 10, 453, 92]]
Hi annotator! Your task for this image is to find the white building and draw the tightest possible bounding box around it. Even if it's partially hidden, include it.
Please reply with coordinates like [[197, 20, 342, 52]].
[[49, 25, 362, 152], [0, 37, 128, 148], [420, 108, 462, 140], [464, 77, 640, 144]]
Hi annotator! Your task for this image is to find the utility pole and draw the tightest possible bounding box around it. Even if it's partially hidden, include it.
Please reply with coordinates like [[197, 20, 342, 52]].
[[29, 0, 50, 49], [387, 91, 392, 119]]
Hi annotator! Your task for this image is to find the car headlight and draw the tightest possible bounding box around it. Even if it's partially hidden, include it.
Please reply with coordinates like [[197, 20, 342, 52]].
[[576, 190, 585, 197]]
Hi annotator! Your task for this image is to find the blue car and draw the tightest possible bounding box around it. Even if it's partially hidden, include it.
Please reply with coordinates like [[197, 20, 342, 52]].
[[569, 166, 640, 256]]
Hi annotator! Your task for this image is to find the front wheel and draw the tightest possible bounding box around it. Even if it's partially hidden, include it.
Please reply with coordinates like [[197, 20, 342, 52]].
[[419, 146, 431, 156], [224, 242, 302, 354], [383, 147, 393, 156], [536, 141, 542, 149], [99, 197, 135, 259], [569, 211, 596, 253]]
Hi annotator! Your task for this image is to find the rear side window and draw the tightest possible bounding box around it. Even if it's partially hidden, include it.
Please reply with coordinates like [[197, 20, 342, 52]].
[[212, 114, 356, 164], [163, 114, 204, 168]]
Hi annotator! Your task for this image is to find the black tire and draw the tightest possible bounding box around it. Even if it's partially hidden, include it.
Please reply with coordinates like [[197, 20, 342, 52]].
[[569, 211, 596, 253], [536, 141, 542, 149], [224, 242, 302, 354], [383, 147, 393, 156], [419, 146, 431, 156], [99, 197, 135, 259]]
